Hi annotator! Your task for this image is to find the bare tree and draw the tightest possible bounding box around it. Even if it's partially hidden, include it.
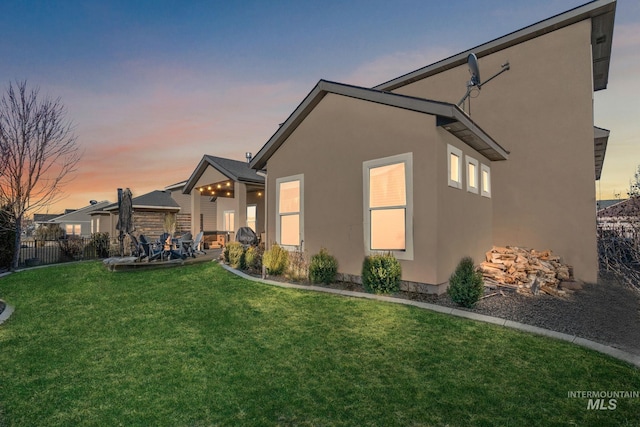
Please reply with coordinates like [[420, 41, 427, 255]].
[[0, 81, 81, 270]]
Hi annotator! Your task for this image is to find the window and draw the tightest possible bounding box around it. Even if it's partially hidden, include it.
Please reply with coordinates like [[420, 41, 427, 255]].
[[65, 224, 81, 236], [223, 211, 235, 232], [363, 153, 413, 260], [447, 144, 463, 189], [466, 156, 479, 194], [481, 164, 491, 198], [276, 175, 303, 247], [246, 205, 257, 232]]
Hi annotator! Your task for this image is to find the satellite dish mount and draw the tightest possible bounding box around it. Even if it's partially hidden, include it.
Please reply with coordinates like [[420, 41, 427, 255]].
[[457, 53, 510, 113]]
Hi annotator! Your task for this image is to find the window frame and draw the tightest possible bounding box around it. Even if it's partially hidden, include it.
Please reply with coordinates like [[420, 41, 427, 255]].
[[223, 210, 235, 232], [275, 174, 304, 249], [363, 152, 413, 260], [481, 163, 492, 198], [447, 144, 463, 189], [246, 204, 257, 232], [466, 155, 479, 194]]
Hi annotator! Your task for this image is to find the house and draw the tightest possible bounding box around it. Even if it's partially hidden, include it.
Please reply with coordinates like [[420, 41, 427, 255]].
[[93, 190, 190, 240], [250, 0, 615, 293], [45, 200, 111, 237], [181, 155, 265, 244], [598, 197, 640, 238]]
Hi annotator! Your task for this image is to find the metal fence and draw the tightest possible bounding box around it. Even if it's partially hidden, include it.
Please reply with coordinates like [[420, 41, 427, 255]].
[[18, 237, 108, 268]]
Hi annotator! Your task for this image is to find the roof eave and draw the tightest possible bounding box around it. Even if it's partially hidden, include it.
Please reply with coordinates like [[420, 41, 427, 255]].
[[374, 0, 616, 92]]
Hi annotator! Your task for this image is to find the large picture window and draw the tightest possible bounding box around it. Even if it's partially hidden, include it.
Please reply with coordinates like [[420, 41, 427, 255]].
[[276, 175, 304, 247], [363, 153, 413, 260], [223, 210, 235, 232]]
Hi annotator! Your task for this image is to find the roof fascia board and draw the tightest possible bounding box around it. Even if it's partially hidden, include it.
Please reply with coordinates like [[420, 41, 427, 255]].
[[250, 80, 507, 169], [375, 0, 616, 92], [183, 156, 236, 194]]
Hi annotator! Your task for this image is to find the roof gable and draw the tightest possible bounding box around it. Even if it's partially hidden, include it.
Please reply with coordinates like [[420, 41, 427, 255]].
[[104, 190, 179, 211], [250, 80, 508, 170], [375, 0, 615, 92], [47, 201, 111, 222], [183, 155, 265, 194]]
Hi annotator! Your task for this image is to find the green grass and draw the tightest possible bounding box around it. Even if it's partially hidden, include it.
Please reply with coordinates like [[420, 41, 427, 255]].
[[0, 262, 639, 426]]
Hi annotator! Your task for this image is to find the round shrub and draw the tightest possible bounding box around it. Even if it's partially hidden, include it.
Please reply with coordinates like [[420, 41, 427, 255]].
[[309, 248, 338, 285], [362, 253, 402, 294], [262, 243, 289, 276], [226, 242, 246, 269], [448, 256, 484, 308]]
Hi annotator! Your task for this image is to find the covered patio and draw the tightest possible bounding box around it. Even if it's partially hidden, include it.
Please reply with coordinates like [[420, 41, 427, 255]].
[[182, 155, 265, 246]]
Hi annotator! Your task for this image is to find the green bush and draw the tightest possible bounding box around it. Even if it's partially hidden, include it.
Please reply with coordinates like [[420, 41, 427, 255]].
[[35, 223, 64, 241], [226, 242, 246, 269], [262, 243, 289, 276], [447, 257, 484, 308], [309, 248, 338, 285], [362, 253, 402, 294], [244, 243, 263, 272], [58, 236, 85, 261]]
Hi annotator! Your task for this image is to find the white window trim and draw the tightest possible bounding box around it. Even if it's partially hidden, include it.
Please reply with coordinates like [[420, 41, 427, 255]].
[[481, 163, 492, 198], [223, 210, 235, 232], [363, 152, 413, 261], [447, 144, 463, 189], [466, 156, 479, 194], [275, 174, 304, 249], [246, 204, 257, 231]]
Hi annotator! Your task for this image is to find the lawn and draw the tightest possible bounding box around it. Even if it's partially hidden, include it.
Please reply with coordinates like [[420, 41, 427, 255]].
[[0, 262, 638, 426]]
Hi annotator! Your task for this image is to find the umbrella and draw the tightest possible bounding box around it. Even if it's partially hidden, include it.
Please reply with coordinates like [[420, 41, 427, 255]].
[[116, 188, 135, 256]]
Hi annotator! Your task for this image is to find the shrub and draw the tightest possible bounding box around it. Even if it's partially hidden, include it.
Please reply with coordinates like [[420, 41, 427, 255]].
[[58, 236, 85, 261], [226, 242, 246, 269], [35, 224, 64, 241], [90, 232, 110, 258], [309, 248, 338, 285], [286, 247, 308, 281], [448, 256, 484, 308], [362, 252, 402, 294], [244, 243, 264, 272], [262, 243, 289, 276]]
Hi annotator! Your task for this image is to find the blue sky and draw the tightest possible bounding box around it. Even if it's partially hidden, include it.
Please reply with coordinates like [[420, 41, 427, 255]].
[[1, 0, 638, 212]]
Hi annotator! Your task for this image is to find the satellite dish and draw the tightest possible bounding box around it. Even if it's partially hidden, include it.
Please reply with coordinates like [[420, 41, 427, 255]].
[[457, 52, 510, 112], [467, 53, 481, 87]]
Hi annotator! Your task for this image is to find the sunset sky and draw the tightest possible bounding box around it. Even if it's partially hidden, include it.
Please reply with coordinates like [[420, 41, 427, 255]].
[[1, 0, 638, 214]]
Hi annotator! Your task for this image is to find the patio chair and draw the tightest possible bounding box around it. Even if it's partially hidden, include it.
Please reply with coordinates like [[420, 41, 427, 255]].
[[127, 233, 146, 261], [192, 231, 206, 255], [139, 234, 163, 261], [159, 233, 187, 261], [178, 232, 195, 258]]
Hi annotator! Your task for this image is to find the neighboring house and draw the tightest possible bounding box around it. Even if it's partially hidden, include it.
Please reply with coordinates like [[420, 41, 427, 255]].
[[33, 213, 62, 228], [597, 199, 623, 211], [45, 201, 111, 237], [250, 0, 615, 292], [182, 155, 265, 243], [598, 197, 640, 238], [95, 190, 189, 240]]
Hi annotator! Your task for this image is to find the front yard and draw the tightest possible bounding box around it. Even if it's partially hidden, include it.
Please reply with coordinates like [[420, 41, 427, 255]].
[[0, 261, 638, 426]]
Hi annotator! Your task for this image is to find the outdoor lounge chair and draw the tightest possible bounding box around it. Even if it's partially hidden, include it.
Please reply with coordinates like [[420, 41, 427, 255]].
[[159, 233, 187, 261], [178, 232, 195, 258], [139, 234, 163, 262], [192, 231, 205, 255]]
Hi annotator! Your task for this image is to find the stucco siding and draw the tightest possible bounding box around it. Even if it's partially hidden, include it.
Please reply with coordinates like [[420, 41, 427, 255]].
[[392, 21, 598, 282], [265, 93, 494, 285]]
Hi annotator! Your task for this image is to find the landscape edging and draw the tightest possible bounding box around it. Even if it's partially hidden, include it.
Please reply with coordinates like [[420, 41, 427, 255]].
[[219, 262, 640, 369]]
